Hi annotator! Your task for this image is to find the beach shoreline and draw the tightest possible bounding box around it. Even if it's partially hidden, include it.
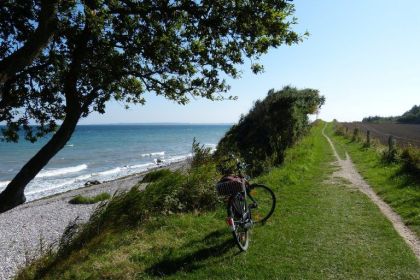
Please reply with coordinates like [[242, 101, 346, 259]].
[[0, 159, 188, 280]]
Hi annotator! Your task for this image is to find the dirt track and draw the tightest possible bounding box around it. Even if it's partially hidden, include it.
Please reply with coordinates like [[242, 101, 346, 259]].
[[322, 125, 420, 262]]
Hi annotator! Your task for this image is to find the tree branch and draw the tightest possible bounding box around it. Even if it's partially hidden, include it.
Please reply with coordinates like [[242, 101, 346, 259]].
[[0, 0, 58, 90]]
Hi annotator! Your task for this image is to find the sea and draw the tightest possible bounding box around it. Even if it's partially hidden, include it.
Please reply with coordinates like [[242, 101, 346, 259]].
[[0, 124, 230, 201]]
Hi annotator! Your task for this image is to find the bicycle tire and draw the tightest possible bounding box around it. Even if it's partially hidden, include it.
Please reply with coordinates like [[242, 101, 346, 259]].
[[247, 184, 276, 224], [227, 193, 250, 251]]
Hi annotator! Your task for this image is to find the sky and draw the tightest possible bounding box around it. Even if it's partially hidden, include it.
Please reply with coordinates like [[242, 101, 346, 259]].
[[81, 0, 420, 124]]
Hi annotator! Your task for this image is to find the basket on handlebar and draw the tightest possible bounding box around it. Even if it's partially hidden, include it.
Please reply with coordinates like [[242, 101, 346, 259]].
[[216, 177, 245, 196]]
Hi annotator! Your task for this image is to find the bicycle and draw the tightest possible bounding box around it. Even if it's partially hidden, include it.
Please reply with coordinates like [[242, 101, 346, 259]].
[[216, 159, 276, 251]]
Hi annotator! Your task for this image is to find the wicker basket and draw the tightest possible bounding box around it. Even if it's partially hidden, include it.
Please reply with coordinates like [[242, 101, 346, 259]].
[[216, 180, 245, 196]]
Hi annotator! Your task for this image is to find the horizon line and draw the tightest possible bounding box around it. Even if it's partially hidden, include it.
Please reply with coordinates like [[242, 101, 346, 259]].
[[77, 122, 234, 125]]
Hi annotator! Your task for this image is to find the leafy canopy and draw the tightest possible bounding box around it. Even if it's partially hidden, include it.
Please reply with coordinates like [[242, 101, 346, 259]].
[[0, 0, 303, 142]]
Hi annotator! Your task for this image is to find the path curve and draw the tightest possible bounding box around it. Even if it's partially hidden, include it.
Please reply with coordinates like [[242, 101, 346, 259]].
[[322, 124, 420, 261]]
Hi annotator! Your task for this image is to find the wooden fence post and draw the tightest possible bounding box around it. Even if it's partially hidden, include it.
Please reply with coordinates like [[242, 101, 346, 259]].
[[352, 128, 359, 141], [388, 135, 397, 161], [366, 130, 371, 147]]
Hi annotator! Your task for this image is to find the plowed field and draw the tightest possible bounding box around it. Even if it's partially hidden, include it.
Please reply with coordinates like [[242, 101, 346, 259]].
[[340, 123, 420, 147]]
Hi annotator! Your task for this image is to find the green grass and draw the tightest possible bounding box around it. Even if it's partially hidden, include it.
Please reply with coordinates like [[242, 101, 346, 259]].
[[325, 125, 347, 160], [68, 192, 111, 204], [141, 169, 173, 183], [18, 122, 419, 279], [325, 123, 420, 237]]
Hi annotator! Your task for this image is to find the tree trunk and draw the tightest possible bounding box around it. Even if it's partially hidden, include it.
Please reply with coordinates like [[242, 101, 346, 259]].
[[0, 110, 81, 213]]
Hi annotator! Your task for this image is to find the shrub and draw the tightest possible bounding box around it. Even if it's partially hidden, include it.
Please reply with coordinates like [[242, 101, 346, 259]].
[[191, 137, 213, 168], [401, 146, 420, 173], [215, 86, 324, 175], [68, 193, 111, 204], [334, 125, 347, 136]]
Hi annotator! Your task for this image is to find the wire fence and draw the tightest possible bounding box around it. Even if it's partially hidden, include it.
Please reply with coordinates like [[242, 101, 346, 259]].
[[341, 123, 420, 148]]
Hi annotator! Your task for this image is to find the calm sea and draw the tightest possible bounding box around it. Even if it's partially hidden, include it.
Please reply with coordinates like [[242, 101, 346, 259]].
[[0, 125, 230, 201]]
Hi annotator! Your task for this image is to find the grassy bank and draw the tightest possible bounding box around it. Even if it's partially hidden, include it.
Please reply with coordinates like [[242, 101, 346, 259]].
[[325, 123, 420, 237], [18, 122, 419, 279]]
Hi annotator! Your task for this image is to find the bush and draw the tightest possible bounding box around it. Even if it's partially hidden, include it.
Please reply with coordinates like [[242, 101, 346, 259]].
[[191, 137, 213, 168], [68, 193, 111, 204], [215, 86, 324, 175], [401, 146, 420, 173], [141, 169, 173, 183], [334, 125, 347, 137]]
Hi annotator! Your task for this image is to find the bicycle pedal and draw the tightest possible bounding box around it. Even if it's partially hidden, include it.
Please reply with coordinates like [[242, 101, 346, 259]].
[[244, 221, 253, 229]]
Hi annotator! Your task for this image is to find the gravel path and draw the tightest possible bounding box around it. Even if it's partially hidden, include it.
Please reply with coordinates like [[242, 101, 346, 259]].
[[0, 161, 186, 280], [322, 125, 420, 262]]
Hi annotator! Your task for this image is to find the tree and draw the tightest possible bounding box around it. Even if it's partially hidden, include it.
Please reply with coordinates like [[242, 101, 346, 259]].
[[0, 0, 303, 212]]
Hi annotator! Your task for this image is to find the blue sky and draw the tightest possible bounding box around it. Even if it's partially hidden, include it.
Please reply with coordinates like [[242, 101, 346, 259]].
[[81, 0, 420, 124]]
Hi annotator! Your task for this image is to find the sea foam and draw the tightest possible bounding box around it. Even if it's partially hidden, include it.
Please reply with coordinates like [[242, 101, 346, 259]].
[[141, 151, 165, 157], [36, 164, 88, 178]]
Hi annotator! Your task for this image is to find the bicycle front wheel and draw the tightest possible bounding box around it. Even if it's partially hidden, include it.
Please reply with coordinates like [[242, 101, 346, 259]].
[[228, 193, 250, 251], [247, 184, 276, 224]]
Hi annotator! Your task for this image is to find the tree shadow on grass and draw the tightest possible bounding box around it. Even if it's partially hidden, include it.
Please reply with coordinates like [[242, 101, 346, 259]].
[[145, 229, 235, 277]]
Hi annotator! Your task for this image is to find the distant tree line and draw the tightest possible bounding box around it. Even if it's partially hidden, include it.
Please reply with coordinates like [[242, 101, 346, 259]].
[[363, 105, 420, 124], [216, 86, 325, 175]]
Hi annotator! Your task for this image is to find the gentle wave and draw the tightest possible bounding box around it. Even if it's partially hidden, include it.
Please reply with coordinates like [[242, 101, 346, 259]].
[[168, 153, 193, 163], [26, 174, 92, 197], [141, 151, 165, 157], [94, 167, 122, 176], [130, 163, 156, 169], [8, 153, 192, 202], [35, 164, 88, 178]]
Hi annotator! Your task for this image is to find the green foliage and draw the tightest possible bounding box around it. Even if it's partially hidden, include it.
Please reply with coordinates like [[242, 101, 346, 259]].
[[216, 86, 324, 175], [401, 146, 420, 174], [68, 193, 111, 204], [334, 124, 347, 137], [191, 138, 213, 168], [141, 169, 173, 183], [363, 105, 420, 124], [362, 116, 398, 124], [1, 0, 303, 143], [399, 105, 420, 124]]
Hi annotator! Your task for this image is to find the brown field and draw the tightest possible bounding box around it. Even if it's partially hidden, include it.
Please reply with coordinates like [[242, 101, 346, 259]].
[[340, 122, 420, 148]]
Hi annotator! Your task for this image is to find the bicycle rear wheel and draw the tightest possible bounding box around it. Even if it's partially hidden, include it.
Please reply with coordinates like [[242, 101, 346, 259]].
[[247, 184, 276, 224], [228, 193, 250, 251]]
